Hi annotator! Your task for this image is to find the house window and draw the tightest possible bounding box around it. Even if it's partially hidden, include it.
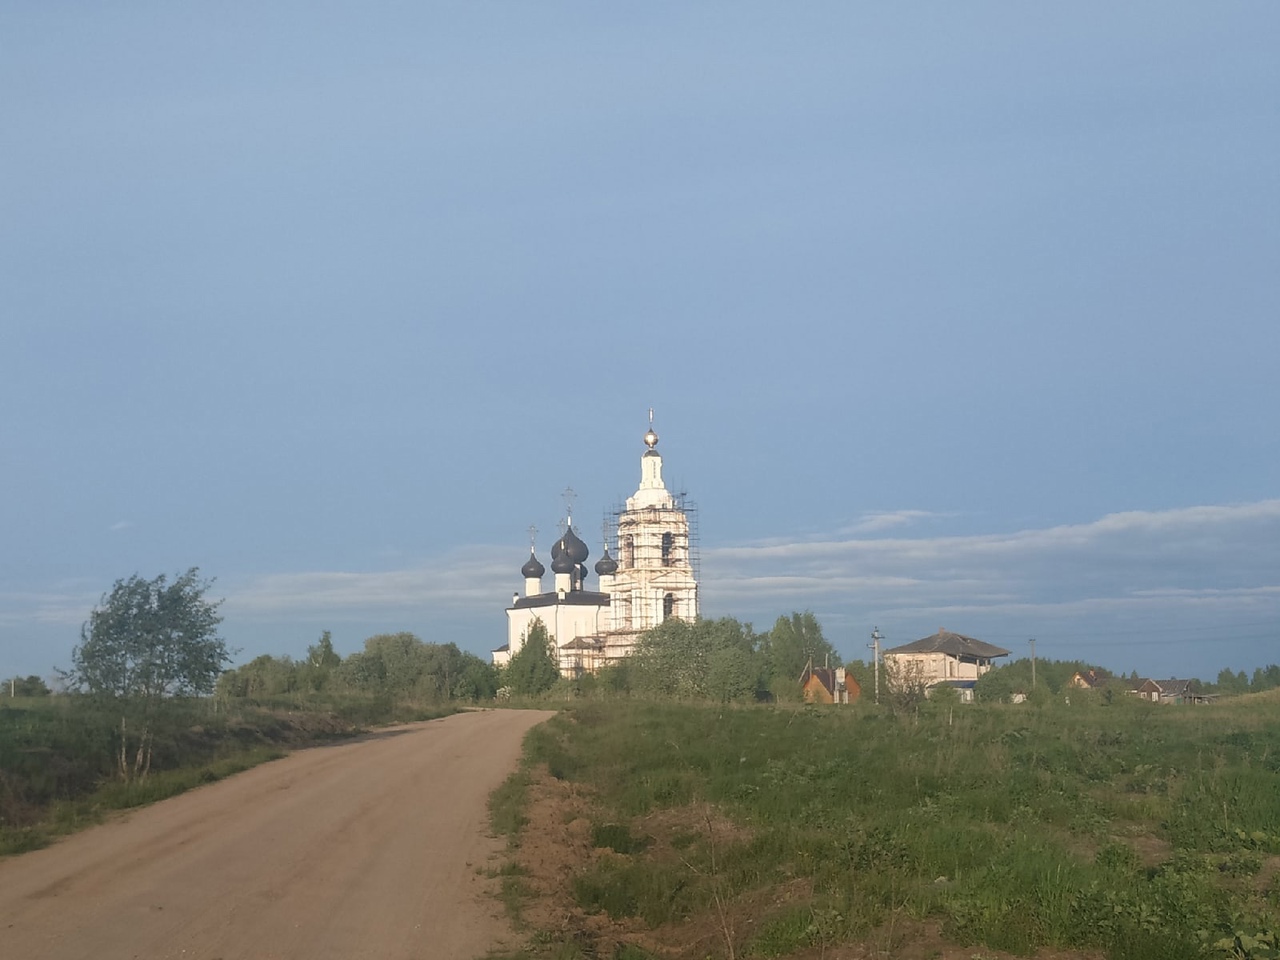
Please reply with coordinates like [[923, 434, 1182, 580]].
[[663, 593, 674, 620], [661, 532, 673, 566]]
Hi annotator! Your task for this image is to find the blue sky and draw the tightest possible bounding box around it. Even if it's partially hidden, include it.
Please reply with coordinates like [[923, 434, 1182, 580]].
[[2, 3, 1277, 683]]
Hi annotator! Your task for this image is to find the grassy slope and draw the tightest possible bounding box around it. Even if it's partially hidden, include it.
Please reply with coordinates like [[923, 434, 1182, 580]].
[[493, 698, 1280, 960], [0, 694, 458, 855]]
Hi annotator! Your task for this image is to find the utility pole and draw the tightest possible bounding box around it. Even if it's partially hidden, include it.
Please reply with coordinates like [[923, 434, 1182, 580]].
[[1030, 638, 1037, 690], [869, 627, 882, 704]]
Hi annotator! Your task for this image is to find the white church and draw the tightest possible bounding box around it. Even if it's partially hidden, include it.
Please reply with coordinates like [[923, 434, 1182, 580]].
[[493, 419, 699, 677]]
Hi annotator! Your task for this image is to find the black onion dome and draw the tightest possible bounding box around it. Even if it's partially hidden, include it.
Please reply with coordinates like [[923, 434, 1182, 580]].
[[562, 526, 589, 564], [594, 548, 617, 576], [551, 541, 576, 574], [521, 551, 545, 578]]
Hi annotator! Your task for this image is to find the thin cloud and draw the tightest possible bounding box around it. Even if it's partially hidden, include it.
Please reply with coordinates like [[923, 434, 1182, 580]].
[[0, 586, 101, 628], [838, 509, 941, 535], [223, 547, 514, 619], [700, 500, 1280, 644]]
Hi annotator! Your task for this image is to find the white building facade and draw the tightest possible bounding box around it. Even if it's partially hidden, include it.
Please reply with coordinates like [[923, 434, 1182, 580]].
[[495, 422, 699, 677]]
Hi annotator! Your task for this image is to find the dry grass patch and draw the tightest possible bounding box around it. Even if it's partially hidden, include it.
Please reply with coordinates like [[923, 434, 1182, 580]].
[[509, 765, 788, 960]]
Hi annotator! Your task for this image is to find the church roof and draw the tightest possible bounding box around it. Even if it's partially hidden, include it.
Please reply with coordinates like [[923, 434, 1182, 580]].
[[550, 545, 576, 574], [510, 591, 611, 610], [594, 553, 617, 576], [562, 527, 589, 563]]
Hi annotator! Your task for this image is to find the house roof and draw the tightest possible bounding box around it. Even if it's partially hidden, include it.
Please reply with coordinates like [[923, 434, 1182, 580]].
[[1071, 669, 1106, 688], [883, 629, 1010, 660]]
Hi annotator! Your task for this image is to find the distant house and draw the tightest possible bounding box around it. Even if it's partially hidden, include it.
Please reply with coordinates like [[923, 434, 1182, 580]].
[[1132, 678, 1162, 701], [801, 664, 860, 704], [883, 629, 1010, 703], [1069, 670, 1106, 690], [1131, 678, 1204, 704]]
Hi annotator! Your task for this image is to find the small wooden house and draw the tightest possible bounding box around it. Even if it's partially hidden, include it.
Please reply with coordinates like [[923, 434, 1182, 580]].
[[801, 665, 860, 704]]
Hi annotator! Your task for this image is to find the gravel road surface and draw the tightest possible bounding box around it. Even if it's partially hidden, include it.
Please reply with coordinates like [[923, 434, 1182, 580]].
[[0, 709, 554, 960]]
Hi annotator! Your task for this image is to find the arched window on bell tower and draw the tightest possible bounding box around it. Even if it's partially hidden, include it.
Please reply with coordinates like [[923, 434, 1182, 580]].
[[663, 592, 674, 620]]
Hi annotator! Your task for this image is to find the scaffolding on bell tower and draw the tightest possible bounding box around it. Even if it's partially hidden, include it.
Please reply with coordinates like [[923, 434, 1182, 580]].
[[604, 492, 699, 581]]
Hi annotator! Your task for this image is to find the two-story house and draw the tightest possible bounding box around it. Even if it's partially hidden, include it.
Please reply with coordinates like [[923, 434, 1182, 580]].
[[882, 629, 1010, 702]]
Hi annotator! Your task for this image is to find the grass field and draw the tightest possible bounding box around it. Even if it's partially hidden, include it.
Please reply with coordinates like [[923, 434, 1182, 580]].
[[0, 692, 457, 855], [490, 696, 1280, 960]]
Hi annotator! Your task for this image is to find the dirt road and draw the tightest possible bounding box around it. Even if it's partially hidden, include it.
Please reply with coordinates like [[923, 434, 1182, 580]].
[[0, 709, 554, 960]]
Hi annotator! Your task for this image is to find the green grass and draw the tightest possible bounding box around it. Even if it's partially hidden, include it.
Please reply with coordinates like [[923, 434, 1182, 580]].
[[490, 766, 532, 841], [0, 692, 461, 856], [497, 698, 1280, 960], [0, 744, 288, 854]]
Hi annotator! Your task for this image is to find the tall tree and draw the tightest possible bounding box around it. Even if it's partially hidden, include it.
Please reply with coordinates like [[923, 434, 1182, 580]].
[[69, 568, 229, 699], [362, 632, 425, 695], [632, 617, 762, 701], [1216, 668, 1250, 695], [67, 569, 229, 782], [299, 630, 341, 691], [763, 612, 838, 687], [451, 652, 500, 701], [5, 675, 51, 697], [1253, 664, 1280, 692], [506, 619, 560, 695]]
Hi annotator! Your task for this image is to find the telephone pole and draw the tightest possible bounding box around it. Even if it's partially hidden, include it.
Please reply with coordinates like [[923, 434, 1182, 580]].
[[1030, 638, 1037, 690], [869, 627, 882, 704]]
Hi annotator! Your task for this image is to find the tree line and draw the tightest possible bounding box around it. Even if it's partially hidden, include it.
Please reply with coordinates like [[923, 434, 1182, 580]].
[[502, 611, 861, 702], [216, 631, 499, 702], [51, 568, 1280, 712]]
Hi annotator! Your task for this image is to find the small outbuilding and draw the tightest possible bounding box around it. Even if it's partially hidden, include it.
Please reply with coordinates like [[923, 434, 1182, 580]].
[[801, 664, 860, 704]]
